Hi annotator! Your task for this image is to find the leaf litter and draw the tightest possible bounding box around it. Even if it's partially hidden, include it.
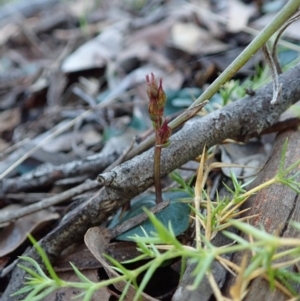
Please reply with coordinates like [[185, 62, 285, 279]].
[[0, 0, 300, 300]]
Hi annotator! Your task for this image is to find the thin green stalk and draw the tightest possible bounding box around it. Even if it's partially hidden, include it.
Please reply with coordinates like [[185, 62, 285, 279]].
[[92, 274, 127, 290], [127, 0, 300, 159]]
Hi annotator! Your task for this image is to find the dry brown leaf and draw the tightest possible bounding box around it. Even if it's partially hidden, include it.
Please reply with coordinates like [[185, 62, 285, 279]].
[[0, 138, 10, 153], [220, 142, 267, 180], [171, 22, 228, 55], [0, 257, 10, 273], [106, 241, 141, 262], [224, 0, 256, 33], [84, 226, 159, 301], [0, 23, 20, 45], [0, 204, 24, 228], [0, 108, 21, 135], [82, 129, 102, 147], [127, 19, 173, 48], [55, 244, 102, 272], [0, 209, 59, 257], [62, 24, 126, 73]]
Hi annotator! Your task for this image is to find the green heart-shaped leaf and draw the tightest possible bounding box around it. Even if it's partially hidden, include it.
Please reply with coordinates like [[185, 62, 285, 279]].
[[109, 191, 191, 241]]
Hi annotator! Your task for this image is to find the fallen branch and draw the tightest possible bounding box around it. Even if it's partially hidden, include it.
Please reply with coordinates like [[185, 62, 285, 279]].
[[2, 62, 300, 301], [0, 180, 100, 224], [1, 151, 119, 193]]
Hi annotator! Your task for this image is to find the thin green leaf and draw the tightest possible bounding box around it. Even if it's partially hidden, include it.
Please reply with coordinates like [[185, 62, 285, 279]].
[[104, 254, 132, 279], [82, 287, 96, 301], [12, 285, 35, 296], [222, 230, 251, 246], [190, 253, 215, 290], [244, 253, 264, 278], [27, 235, 62, 285], [22, 283, 52, 301], [119, 280, 132, 301], [70, 262, 94, 284], [229, 220, 280, 244], [18, 256, 49, 279], [133, 261, 160, 301]]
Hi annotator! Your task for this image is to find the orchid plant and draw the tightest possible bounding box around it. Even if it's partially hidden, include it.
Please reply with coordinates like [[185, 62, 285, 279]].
[[146, 73, 171, 204]]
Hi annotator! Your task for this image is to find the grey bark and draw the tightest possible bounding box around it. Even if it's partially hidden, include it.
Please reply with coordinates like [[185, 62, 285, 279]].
[[2, 63, 300, 301], [2, 150, 119, 193]]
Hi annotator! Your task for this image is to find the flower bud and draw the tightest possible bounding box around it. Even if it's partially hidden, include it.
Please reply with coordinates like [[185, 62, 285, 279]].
[[157, 79, 166, 110], [146, 73, 166, 122], [148, 99, 159, 122], [146, 73, 158, 100]]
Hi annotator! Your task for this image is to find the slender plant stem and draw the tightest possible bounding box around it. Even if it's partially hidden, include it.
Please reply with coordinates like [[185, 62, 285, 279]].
[[194, 147, 206, 249], [240, 178, 278, 199], [154, 131, 163, 204], [220, 177, 278, 216], [154, 146, 163, 203], [126, 0, 300, 159]]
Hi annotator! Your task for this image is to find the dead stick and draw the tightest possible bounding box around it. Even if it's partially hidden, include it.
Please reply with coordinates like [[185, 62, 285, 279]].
[[0, 180, 100, 224]]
